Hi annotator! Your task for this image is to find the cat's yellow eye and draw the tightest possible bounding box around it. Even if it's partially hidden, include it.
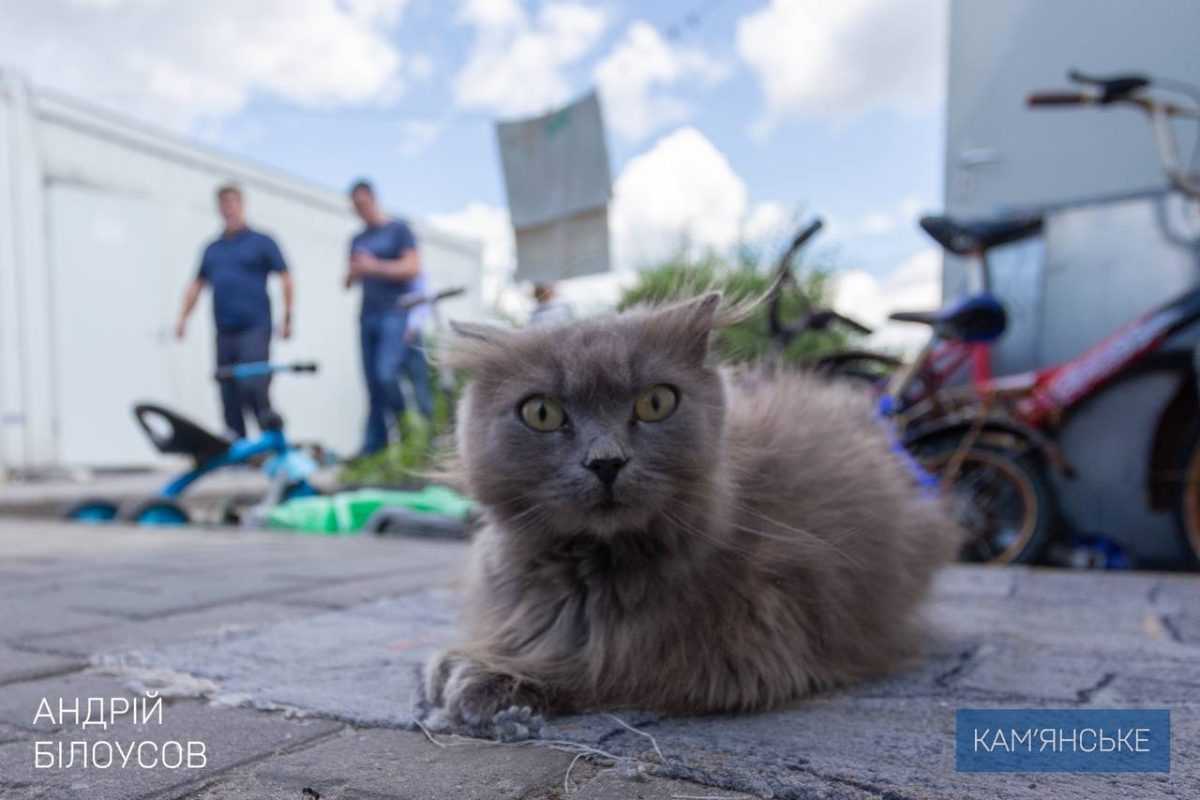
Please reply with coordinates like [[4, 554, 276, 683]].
[[519, 396, 566, 432], [634, 385, 678, 423]]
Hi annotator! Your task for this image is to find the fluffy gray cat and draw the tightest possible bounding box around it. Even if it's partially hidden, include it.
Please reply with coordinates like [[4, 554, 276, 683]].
[[421, 292, 960, 728]]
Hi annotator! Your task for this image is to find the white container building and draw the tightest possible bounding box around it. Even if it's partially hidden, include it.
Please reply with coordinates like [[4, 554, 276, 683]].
[[0, 69, 484, 475]]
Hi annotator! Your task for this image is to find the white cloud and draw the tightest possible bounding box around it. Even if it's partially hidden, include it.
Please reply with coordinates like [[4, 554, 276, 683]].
[[832, 247, 942, 354], [0, 0, 420, 131], [736, 0, 946, 132], [593, 21, 727, 142], [742, 201, 792, 245], [453, 1, 608, 117], [428, 202, 515, 306], [610, 127, 750, 269], [835, 194, 927, 238], [396, 119, 443, 156]]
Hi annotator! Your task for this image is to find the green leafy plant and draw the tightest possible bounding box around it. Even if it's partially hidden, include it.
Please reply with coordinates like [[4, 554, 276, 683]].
[[618, 251, 851, 365], [338, 359, 458, 488]]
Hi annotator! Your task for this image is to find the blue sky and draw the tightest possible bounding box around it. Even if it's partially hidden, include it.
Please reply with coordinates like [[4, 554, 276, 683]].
[[5, 0, 948, 334]]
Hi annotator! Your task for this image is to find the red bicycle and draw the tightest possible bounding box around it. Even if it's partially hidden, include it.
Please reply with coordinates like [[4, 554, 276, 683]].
[[889, 70, 1200, 566]]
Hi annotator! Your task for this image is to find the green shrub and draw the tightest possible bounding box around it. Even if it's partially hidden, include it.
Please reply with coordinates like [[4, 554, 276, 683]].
[[338, 359, 458, 488], [618, 251, 851, 365]]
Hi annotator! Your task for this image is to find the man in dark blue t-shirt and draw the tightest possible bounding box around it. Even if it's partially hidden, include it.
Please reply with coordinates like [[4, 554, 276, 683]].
[[175, 183, 294, 439], [345, 179, 433, 456]]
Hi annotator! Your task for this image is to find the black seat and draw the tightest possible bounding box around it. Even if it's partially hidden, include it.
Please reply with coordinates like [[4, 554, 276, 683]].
[[919, 214, 1043, 256], [133, 404, 231, 466], [889, 294, 1008, 343]]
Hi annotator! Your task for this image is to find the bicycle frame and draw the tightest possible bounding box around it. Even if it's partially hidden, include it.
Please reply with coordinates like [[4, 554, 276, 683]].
[[898, 284, 1200, 449], [1010, 285, 1200, 424]]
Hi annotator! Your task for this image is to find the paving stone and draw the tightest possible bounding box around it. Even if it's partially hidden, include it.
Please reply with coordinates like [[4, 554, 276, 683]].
[[1163, 613, 1200, 643], [0, 594, 139, 643], [575, 770, 763, 799], [0, 644, 84, 686], [0, 672, 136, 733], [0, 722, 28, 745], [17, 601, 312, 658], [186, 727, 571, 800], [923, 592, 1176, 654], [0, 698, 341, 800], [57, 576, 314, 621], [930, 566, 1019, 598], [271, 569, 459, 610], [1010, 568, 1159, 606]]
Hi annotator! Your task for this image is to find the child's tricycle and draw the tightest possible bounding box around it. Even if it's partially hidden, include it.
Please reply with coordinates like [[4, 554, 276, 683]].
[[64, 361, 327, 526]]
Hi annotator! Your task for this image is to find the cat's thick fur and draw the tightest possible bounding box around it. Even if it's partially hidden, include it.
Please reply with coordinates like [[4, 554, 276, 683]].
[[421, 293, 960, 727]]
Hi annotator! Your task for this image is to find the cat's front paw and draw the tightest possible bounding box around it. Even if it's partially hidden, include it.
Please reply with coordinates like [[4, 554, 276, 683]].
[[421, 650, 545, 733]]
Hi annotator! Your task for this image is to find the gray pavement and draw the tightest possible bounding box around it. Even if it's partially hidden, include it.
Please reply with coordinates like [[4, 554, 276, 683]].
[[0, 518, 1197, 799]]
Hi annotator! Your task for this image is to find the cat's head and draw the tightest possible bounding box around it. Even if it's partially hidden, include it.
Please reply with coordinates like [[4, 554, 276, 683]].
[[445, 293, 732, 538]]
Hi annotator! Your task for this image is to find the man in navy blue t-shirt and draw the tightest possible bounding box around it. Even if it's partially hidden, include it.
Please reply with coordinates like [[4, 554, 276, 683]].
[[345, 179, 433, 456], [175, 184, 294, 438]]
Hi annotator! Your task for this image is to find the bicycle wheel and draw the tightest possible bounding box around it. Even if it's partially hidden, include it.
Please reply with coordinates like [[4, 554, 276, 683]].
[[917, 441, 1056, 565], [1173, 426, 1200, 564]]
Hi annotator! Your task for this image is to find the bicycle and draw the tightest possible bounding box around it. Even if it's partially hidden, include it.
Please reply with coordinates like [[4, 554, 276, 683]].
[[764, 218, 903, 383], [889, 69, 1200, 566]]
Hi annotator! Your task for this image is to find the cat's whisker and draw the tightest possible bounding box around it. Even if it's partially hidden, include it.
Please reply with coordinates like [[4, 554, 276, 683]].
[[668, 492, 869, 575]]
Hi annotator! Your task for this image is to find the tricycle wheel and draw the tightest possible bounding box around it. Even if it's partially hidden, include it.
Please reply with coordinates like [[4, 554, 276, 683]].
[[125, 499, 190, 527], [63, 498, 119, 524]]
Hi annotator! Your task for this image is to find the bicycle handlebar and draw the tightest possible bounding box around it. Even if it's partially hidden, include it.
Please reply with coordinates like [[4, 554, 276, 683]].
[[1067, 69, 1150, 102], [396, 286, 467, 310], [215, 361, 319, 381], [776, 219, 823, 270], [1027, 69, 1200, 199], [766, 219, 875, 342], [1026, 91, 1093, 107]]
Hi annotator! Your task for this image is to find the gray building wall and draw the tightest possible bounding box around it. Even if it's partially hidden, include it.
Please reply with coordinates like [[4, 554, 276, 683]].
[[944, 0, 1200, 564]]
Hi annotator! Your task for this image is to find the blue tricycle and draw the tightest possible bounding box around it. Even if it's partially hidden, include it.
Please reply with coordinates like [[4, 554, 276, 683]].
[[64, 361, 327, 526]]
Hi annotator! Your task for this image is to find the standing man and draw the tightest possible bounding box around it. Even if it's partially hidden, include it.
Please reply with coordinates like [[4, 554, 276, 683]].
[[175, 183, 294, 439], [345, 179, 433, 456]]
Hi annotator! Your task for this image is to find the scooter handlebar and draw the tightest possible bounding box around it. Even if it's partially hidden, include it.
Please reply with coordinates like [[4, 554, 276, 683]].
[[214, 361, 319, 381]]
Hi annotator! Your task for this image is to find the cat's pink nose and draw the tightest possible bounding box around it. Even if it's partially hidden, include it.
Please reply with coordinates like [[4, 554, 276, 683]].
[[585, 456, 628, 487]]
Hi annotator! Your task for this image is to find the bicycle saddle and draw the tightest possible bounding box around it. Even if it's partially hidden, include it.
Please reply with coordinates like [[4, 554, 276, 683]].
[[889, 293, 1008, 343], [919, 214, 1043, 255], [133, 404, 231, 466]]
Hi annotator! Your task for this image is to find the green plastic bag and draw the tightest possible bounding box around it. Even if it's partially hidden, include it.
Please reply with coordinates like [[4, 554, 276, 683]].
[[266, 485, 474, 534]]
